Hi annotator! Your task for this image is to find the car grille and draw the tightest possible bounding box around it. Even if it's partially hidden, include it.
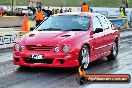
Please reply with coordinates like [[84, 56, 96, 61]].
[[24, 58, 53, 64], [26, 45, 54, 51]]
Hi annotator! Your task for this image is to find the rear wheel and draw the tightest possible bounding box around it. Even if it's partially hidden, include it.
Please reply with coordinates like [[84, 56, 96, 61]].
[[107, 41, 118, 60], [79, 45, 89, 69]]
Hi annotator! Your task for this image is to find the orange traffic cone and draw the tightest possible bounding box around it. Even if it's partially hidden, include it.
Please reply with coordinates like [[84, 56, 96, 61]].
[[22, 15, 28, 33]]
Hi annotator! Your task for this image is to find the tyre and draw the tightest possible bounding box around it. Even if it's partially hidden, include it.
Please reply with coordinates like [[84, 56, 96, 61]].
[[107, 41, 118, 60], [79, 45, 89, 69], [3, 13, 7, 16]]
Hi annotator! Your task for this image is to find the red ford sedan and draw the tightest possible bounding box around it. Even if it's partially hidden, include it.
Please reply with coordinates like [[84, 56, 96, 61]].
[[13, 12, 120, 68]]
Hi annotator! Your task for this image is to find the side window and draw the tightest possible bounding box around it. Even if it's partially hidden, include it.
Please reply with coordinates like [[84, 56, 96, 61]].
[[98, 16, 109, 29], [104, 17, 112, 29], [92, 16, 102, 32]]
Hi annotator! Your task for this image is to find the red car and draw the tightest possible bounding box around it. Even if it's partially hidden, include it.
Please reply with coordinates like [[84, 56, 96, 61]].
[[0, 7, 9, 16], [13, 12, 120, 68]]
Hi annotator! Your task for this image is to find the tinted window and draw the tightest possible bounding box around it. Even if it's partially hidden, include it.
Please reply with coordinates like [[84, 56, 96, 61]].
[[37, 15, 90, 31], [92, 16, 102, 32], [98, 15, 109, 29]]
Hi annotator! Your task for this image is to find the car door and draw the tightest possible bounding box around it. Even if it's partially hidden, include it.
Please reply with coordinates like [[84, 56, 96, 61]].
[[91, 16, 105, 61], [98, 15, 115, 53]]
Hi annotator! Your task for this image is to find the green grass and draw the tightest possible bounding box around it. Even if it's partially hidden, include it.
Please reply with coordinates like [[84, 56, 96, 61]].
[[1, 0, 132, 8]]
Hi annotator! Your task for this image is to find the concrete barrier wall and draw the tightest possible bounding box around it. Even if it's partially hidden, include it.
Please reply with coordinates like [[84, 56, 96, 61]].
[[0, 16, 33, 28], [0, 32, 19, 49], [110, 18, 128, 30], [0, 16, 23, 28], [0, 31, 26, 49]]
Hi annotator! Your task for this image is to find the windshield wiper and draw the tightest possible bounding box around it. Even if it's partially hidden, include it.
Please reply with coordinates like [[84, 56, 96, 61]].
[[64, 29, 84, 31], [38, 29, 44, 31], [38, 28, 62, 31], [46, 28, 62, 31]]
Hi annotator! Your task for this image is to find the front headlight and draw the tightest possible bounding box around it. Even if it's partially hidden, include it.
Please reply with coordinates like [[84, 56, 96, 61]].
[[15, 44, 19, 51], [20, 45, 25, 51], [63, 45, 69, 53]]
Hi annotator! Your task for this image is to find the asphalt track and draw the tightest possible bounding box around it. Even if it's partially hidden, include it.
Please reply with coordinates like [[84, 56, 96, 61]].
[[0, 31, 132, 88]]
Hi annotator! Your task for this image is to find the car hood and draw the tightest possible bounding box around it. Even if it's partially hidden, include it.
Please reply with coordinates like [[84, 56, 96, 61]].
[[24, 31, 83, 46]]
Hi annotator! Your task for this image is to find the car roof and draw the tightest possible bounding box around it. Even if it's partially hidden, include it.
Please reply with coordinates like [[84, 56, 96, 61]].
[[54, 12, 103, 18]]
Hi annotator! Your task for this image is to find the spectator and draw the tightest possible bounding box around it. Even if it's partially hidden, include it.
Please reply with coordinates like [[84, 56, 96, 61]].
[[55, 9, 58, 14], [52, 8, 55, 15], [31, 7, 36, 19], [81, 2, 89, 12], [45, 7, 52, 17], [55, 9, 59, 14], [57, 9, 59, 13], [89, 7, 93, 12], [121, 7, 127, 18], [68, 8, 72, 12], [36, 7, 44, 27], [119, 5, 122, 13], [60, 7, 63, 13], [118, 5, 122, 18], [64, 8, 68, 12]]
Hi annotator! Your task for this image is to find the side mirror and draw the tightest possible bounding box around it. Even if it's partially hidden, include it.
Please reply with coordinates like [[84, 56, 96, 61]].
[[93, 28, 103, 34], [30, 27, 35, 31]]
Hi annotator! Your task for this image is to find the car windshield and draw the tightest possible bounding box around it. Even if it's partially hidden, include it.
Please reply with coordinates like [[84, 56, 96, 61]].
[[36, 15, 90, 31]]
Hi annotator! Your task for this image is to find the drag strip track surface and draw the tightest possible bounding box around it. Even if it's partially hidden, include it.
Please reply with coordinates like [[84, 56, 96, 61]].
[[0, 37, 132, 88]]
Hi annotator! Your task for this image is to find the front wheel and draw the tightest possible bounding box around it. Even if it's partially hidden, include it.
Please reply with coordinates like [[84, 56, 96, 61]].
[[3, 13, 7, 16], [79, 45, 89, 69], [107, 41, 118, 60]]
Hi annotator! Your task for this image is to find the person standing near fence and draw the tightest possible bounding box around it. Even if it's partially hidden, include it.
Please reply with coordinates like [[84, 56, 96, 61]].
[[60, 7, 64, 13], [52, 8, 55, 15], [46, 7, 52, 17], [121, 7, 127, 18], [81, 2, 89, 12], [36, 7, 44, 27]]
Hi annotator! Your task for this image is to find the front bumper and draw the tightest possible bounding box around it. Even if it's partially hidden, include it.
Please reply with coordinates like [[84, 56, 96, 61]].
[[13, 51, 79, 67]]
